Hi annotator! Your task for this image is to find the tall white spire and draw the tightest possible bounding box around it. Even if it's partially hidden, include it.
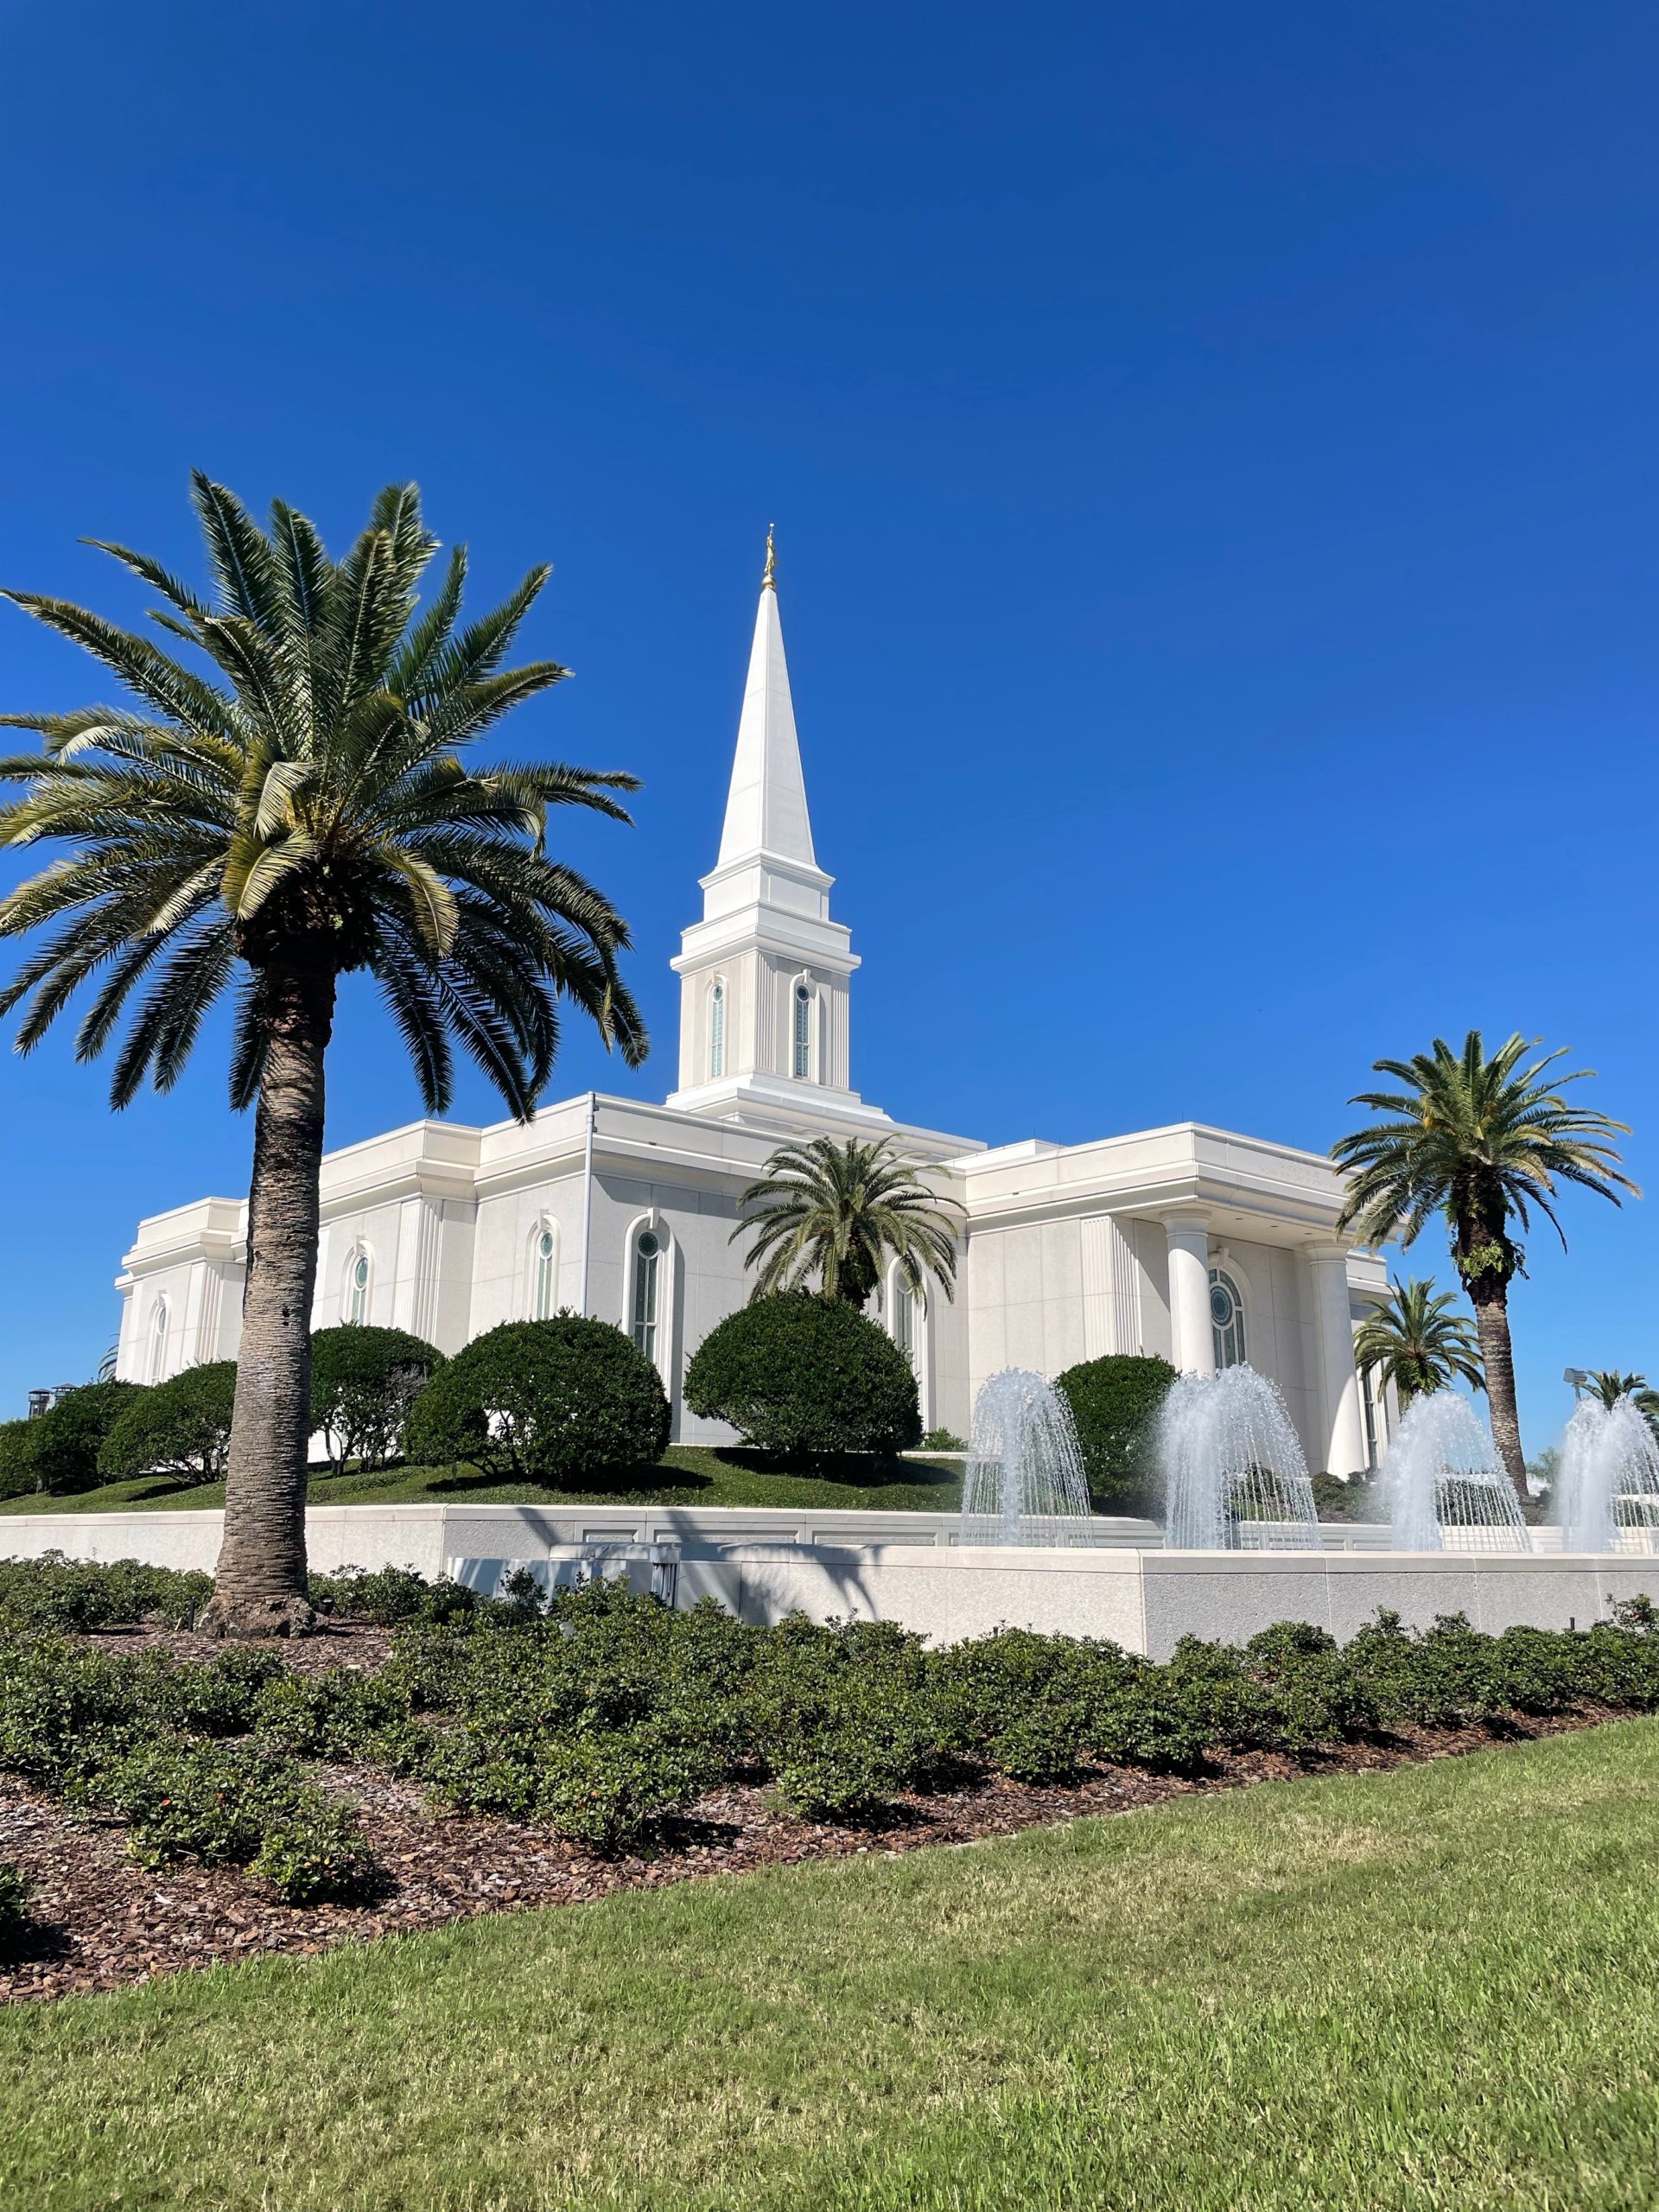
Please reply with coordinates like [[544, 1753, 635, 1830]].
[[665, 532, 887, 1130], [715, 529, 818, 871]]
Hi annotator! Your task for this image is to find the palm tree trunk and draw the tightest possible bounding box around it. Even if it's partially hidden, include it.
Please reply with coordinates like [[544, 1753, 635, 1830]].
[[1470, 1287, 1528, 1503], [201, 962, 336, 1637]]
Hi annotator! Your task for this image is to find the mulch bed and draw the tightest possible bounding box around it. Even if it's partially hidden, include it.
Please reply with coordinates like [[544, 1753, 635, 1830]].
[[0, 1627, 1630, 2005]]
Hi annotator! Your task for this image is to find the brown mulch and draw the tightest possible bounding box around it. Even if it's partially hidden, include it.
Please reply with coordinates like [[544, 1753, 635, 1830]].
[[0, 1636, 1631, 2005]]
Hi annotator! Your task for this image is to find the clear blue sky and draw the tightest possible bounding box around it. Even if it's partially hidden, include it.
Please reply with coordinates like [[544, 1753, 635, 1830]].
[[2, 2, 1655, 1458]]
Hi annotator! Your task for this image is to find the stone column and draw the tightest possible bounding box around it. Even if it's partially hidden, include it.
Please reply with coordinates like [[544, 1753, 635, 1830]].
[[1165, 1214, 1216, 1376], [1310, 1242, 1368, 1478]]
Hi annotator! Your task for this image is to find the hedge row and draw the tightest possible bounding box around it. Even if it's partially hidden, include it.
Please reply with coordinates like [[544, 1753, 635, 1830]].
[[7, 1555, 1657, 1863], [1, 1297, 932, 1499], [0, 1633, 378, 1904]]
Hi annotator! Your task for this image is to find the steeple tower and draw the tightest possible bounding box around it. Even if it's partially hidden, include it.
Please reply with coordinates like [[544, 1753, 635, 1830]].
[[666, 537, 886, 1127]]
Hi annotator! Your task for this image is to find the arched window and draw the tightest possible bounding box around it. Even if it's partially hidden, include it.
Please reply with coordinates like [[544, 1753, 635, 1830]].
[[531, 1225, 557, 1320], [346, 1248, 371, 1325], [1209, 1268, 1246, 1370], [792, 982, 812, 1080], [632, 1230, 661, 1361], [709, 981, 726, 1078], [891, 1279, 916, 1367], [147, 1299, 169, 1385]]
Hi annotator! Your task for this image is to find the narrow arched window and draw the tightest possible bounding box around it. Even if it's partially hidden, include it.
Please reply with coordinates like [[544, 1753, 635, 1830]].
[[347, 1250, 370, 1325], [792, 982, 812, 1080], [709, 981, 726, 1078], [147, 1300, 169, 1385], [892, 1279, 915, 1367], [632, 1231, 661, 1361], [532, 1227, 556, 1320], [1209, 1268, 1246, 1370]]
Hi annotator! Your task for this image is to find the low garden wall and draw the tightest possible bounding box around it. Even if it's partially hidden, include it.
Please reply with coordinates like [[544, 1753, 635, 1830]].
[[3, 1506, 1630, 1662], [451, 1542, 1654, 1663]]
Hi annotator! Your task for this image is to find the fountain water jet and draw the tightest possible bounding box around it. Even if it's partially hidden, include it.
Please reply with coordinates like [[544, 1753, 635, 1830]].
[[1554, 1395, 1659, 1553], [1158, 1364, 1321, 1550], [958, 1369, 1098, 1547], [1376, 1392, 1527, 1551]]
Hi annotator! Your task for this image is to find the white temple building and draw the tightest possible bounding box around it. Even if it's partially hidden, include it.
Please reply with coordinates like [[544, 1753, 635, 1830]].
[[114, 551, 1389, 1476]]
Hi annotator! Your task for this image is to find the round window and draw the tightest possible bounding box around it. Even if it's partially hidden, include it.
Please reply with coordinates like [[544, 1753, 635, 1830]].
[[796, 983, 810, 1001], [638, 1231, 660, 1259], [353, 1255, 369, 1289], [537, 1230, 553, 1260], [1209, 1281, 1234, 1331]]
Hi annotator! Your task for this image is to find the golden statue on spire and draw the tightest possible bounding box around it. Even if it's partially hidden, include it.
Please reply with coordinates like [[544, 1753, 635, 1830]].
[[762, 522, 777, 591]]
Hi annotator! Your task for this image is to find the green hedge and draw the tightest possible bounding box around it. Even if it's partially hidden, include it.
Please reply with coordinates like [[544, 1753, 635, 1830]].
[[309, 1325, 444, 1476], [1056, 1353, 1177, 1514], [0, 1421, 41, 1503], [98, 1362, 238, 1486], [404, 1317, 670, 1486], [6, 1382, 145, 1497], [5, 1554, 1659, 1860], [683, 1294, 920, 1461]]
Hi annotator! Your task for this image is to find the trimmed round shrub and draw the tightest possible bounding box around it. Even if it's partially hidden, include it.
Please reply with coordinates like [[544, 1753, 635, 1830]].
[[22, 1382, 144, 1497], [0, 1420, 41, 1503], [98, 1362, 238, 1485], [1056, 1353, 1177, 1514], [683, 1294, 921, 1461], [309, 1325, 444, 1475], [403, 1318, 670, 1486]]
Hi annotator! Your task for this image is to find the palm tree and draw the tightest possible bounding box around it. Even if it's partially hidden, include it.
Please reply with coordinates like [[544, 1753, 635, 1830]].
[[1352, 1277, 1484, 1408], [0, 477, 646, 1635], [734, 1135, 962, 1308], [1585, 1370, 1659, 1430], [1332, 1031, 1636, 1499]]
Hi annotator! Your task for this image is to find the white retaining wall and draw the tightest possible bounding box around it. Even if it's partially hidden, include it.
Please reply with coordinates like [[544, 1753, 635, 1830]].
[[3, 1505, 1651, 1662]]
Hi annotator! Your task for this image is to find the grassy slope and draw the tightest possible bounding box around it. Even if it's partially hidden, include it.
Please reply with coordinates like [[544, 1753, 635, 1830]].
[[0, 1446, 963, 1520], [3, 1722, 1658, 2210]]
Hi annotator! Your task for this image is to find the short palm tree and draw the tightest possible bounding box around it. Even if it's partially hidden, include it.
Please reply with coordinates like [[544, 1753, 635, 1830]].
[[0, 477, 646, 1634], [1585, 1370, 1659, 1429], [1332, 1031, 1636, 1498], [1352, 1277, 1484, 1408], [734, 1135, 962, 1308]]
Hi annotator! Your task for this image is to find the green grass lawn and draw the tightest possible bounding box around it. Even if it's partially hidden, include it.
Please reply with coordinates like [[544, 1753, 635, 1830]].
[[3, 1721, 1657, 2210], [0, 1445, 963, 1520]]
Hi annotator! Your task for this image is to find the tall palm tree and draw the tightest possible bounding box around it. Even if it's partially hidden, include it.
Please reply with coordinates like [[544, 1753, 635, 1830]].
[[734, 1135, 962, 1308], [1332, 1032, 1636, 1498], [1352, 1276, 1484, 1409], [1585, 1370, 1659, 1430], [0, 477, 646, 1635]]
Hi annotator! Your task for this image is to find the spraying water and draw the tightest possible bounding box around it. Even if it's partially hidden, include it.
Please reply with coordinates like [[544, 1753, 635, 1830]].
[[1159, 1364, 1321, 1550], [958, 1369, 1098, 1547], [1376, 1392, 1527, 1551], [1554, 1395, 1659, 1553]]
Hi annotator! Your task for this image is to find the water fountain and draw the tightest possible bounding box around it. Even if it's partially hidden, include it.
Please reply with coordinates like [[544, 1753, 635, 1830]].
[[957, 1368, 1099, 1547], [1158, 1364, 1321, 1550], [1376, 1391, 1527, 1552], [1554, 1395, 1659, 1554]]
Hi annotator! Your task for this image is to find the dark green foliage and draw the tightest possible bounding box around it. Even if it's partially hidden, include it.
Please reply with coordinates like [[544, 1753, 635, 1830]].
[[97, 1362, 238, 1485], [90, 1737, 376, 1899], [0, 1552, 212, 1632], [132, 1644, 286, 1737], [0, 1420, 40, 1502], [684, 1294, 921, 1461], [404, 1318, 670, 1486], [16, 1382, 144, 1496], [1055, 1354, 1177, 1514], [254, 1668, 415, 1762], [1310, 1471, 1383, 1522], [309, 1325, 445, 1476], [920, 1427, 965, 1452], [0, 1859, 30, 1943], [249, 1800, 382, 1904], [309, 1565, 479, 1625]]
